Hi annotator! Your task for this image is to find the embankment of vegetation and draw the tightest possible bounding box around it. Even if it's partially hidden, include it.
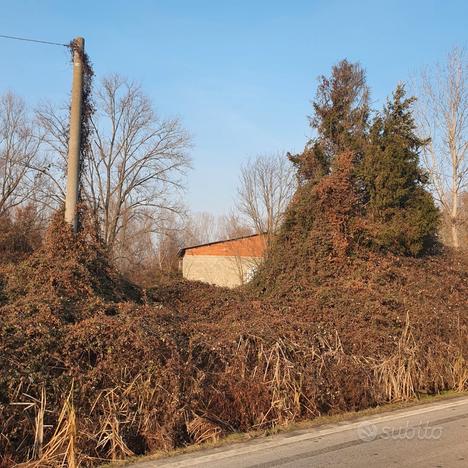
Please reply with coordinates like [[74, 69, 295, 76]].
[[0, 212, 466, 466]]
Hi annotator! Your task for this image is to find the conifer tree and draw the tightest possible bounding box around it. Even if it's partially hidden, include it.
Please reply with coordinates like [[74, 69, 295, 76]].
[[361, 85, 439, 255], [290, 59, 369, 182]]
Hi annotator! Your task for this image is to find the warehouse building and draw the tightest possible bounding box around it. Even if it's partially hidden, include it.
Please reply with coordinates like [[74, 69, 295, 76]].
[[178, 233, 266, 288]]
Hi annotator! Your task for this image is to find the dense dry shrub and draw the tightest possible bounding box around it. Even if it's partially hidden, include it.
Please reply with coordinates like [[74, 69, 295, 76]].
[[0, 205, 43, 265], [1, 255, 467, 465], [0, 205, 44, 304], [251, 150, 363, 295], [4, 209, 139, 315]]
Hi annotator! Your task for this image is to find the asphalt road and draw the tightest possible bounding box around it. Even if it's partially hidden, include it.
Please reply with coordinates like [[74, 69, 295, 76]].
[[131, 396, 468, 467]]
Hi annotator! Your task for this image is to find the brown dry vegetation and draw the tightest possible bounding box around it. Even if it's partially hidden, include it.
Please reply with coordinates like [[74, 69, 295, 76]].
[[0, 56, 466, 465], [1, 173, 467, 466]]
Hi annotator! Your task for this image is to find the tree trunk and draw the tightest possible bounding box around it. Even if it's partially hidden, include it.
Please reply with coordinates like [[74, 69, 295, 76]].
[[451, 218, 460, 249]]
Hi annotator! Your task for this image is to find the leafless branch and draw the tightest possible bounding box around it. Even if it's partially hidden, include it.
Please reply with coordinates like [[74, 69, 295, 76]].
[[415, 47, 468, 248], [236, 152, 296, 235], [0, 92, 44, 215]]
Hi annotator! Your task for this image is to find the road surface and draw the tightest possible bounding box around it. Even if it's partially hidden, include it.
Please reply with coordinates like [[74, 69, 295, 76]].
[[131, 396, 468, 467]]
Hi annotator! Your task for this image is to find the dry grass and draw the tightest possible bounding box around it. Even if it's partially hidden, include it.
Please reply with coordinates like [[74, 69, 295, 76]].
[[3, 321, 466, 466], [451, 352, 468, 392], [186, 415, 222, 445], [115, 390, 468, 467], [22, 388, 77, 468], [374, 314, 419, 401], [93, 390, 135, 462]]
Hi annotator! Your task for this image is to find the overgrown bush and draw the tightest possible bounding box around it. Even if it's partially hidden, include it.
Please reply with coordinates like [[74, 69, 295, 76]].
[[361, 85, 439, 255], [0, 205, 43, 265], [1, 216, 467, 465], [289, 62, 438, 257]]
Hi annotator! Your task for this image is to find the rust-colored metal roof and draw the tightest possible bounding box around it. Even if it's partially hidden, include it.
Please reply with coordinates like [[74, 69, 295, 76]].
[[179, 233, 267, 257]]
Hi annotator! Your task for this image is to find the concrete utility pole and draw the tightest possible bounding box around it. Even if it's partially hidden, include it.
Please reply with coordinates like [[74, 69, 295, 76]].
[[64, 36, 84, 232]]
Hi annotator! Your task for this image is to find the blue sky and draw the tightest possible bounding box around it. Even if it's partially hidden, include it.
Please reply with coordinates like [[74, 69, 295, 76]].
[[0, 0, 466, 214]]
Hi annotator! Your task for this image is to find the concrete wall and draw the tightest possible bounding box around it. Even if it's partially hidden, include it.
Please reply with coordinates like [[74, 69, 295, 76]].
[[184, 234, 266, 257], [182, 254, 262, 288]]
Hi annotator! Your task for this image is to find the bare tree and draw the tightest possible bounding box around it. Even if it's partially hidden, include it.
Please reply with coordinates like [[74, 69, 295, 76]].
[[236, 153, 296, 235], [112, 209, 154, 272], [217, 210, 253, 240], [183, 211, 219, 246], [0, 92, 42, 215], [154, 211, 186, 274], [114, 208, 187, 283], [37, 74, 191, 253], [460, 191, 468, 246], [34, 102, 69, 210], [416, 47, 468, 248], [181, 210, 253, 247]]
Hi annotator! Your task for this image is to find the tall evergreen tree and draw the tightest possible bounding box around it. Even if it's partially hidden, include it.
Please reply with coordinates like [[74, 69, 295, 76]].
[[361, 85, 439, 255], [290, 59, 369, 182]]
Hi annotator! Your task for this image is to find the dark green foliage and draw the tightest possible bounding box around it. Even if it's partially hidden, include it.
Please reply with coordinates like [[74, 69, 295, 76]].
[[287, 65, 439, 257], [361, 85, 439, 255], [289, 59, 369, 182]]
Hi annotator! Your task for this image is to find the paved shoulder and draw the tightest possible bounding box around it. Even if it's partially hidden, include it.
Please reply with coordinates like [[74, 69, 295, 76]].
[[130, 397, 468, 468]]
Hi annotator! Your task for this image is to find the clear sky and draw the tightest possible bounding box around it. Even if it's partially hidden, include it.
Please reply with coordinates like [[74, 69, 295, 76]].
[[0, 0, 466, 214]]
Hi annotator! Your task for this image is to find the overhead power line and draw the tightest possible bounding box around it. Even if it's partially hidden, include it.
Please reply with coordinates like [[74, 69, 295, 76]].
[[0, 33, 68, 47]]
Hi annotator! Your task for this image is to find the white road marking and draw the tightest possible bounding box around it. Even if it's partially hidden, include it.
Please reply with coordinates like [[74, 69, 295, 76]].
[[155, 398, 468, 467]]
